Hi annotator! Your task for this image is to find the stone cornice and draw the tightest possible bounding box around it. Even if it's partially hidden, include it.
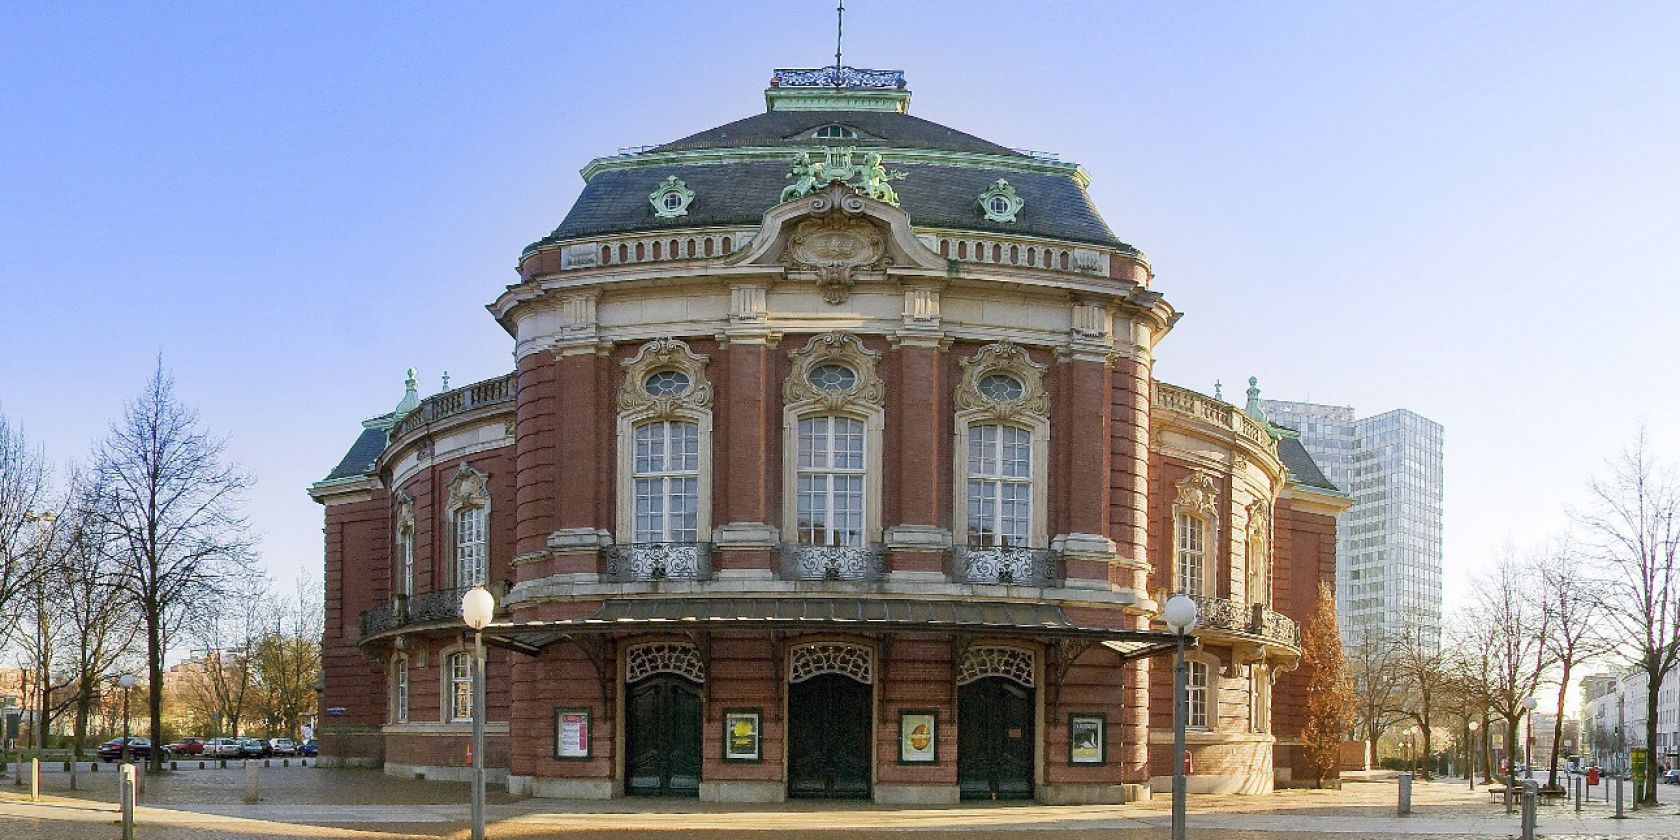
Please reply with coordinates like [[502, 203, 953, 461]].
[[307, 474, 383, 504], [1279, 484, 1353, 516]]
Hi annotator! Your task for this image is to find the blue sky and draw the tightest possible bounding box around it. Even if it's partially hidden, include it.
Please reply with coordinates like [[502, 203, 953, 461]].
[[2, 2, 1676, 613]]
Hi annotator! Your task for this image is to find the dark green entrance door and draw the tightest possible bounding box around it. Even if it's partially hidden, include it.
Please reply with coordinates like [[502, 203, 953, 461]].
[[958, 676, 1034, 799], [625, 674, 702, 796], [788, 673, 872, 798]]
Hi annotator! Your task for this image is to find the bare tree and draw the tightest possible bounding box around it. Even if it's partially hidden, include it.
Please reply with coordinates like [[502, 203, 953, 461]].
[[1390, 612, 1452, 778], [251, 575, 323, 738], [184, 568, 267, 737], [1537, 543, 1604, 790], [88, 360, 255, 769], [1577, 433, 1680, 805], [0, 410, 53, 645], [1345, 633, 1405, 769], [1465, 554, 1553, 785]]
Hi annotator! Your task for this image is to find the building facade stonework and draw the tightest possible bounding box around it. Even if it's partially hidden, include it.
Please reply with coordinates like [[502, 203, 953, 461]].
[[310, 69, 1347, 804]]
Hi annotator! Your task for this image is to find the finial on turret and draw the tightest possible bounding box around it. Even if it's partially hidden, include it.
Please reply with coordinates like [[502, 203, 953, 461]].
[[441, 371, 451, 392], [1214, 379, 1223, 401], [394, 368, 421, 418], [1244, 376, 1266, 421]]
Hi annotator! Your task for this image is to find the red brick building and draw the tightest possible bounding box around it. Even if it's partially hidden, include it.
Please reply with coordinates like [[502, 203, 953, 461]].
[[310, 67, 1347, 804]]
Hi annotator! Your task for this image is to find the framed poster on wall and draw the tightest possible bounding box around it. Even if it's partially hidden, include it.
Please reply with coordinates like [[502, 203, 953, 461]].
[[723, 709, 761, 762], [899, 710, 937, 763], [1069, 713, 1106, 764], [554, 707, 591, 759]]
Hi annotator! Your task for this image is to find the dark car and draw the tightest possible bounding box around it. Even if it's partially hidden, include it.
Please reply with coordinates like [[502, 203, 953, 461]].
[[97, 737, 156, 762], [1663, 768, 1680, 785], [238, 737, 265, 757], [298, 739, 318, 757], [165, 737, 205, 755]]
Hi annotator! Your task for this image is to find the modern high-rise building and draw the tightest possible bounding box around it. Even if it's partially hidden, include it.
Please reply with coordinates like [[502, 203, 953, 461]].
[[1256, 391, 1443, 649]]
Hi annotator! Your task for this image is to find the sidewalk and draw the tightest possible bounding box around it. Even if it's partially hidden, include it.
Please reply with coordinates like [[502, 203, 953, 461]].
[[3, 766, 1678, 838]]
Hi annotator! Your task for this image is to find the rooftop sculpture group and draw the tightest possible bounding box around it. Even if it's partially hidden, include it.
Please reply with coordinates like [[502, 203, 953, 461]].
[[781, 147, 906, 207]]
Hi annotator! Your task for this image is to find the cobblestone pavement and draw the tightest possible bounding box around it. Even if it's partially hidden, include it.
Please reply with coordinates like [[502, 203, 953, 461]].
[[2, 765, 1678, 838]]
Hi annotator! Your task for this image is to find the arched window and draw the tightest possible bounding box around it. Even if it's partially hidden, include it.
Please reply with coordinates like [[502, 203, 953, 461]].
[[447, 651, 474, 722], [1187, 659, 1210, 730], [1175, 512, 1207, 596], [632, 420, 700, 542], [966, 424, 1033, 547], [392, 657, 409, 724], [813, 124, 857, 140], [394, 493, 415, 597], [796, 415, 866, 546], [455, 506, 487, 586]]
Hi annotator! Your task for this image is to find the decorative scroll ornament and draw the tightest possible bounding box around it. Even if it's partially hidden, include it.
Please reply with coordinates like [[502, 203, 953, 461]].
[[394, 490, 415, 532], [447, 463, 490, 512], [781, 543, 885, 581], [784, 332, 884, 410], [955, 342, 1049, 421], [780, 147, 906, 207], [605, 542, 709, 582], [957, 545, 1055, 586], [957, 645, 1036, 687], [625, 641, 706, 684], [978, 179, 1024, 223], [619, 338, 712, 419], [648, 175, 694, 219], [786, 213, 888, 304], [789, 642, 873, 684], [1174, 472, 1220, 518]]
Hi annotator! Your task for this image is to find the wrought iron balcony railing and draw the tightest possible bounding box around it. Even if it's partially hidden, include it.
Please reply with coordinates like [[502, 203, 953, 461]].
[[1183, 594, 1302, 647], [954, 545, 1059, 586], [357, 582, 505, 639], [778, 543, 886, 582], [604, 542, 712, 582], [1253, 604, 1301, 646]]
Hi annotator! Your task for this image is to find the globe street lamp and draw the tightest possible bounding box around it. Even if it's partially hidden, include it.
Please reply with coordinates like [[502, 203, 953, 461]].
[[1522, 696, 1538, 781], [117, 674, 138, 765], [460, 586, 495, 840], [1164, 594, 1199, 840], [1468, 720, 1480, 789]]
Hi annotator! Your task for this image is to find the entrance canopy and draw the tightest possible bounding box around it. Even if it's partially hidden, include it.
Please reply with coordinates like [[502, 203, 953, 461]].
[[482, 596, 1179, 661]]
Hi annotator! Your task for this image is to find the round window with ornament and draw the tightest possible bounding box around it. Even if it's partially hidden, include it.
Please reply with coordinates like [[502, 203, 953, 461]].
[[644, 369, 692, 397], [807, 363, 858, 393], [977, 373, 1025, 402]]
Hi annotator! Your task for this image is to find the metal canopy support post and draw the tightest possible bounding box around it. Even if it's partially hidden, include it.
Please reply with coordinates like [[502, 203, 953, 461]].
[[472, 629, 487, 840], [1171, 633, 1187, 840]]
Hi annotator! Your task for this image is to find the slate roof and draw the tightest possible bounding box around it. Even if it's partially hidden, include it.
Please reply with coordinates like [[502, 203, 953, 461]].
[[651, 110, 1023, 156], [322, 427, 387, 481], [1278, 436, 1340, 493], [530, 160, 1130, 253]]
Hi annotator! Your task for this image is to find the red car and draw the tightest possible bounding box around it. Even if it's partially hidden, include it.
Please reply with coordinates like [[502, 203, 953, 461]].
[[164, 737, 205, 755]]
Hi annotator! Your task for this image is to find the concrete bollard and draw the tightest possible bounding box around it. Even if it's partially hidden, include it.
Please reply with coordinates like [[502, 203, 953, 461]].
[[263, 758, 270, 768], [1397, 771, 1412, 816], [282, 758, 289, 767], [243, 759, 259, 804], [1520, 780, 1538, 840], [29, 757, 39, 802], [120, 763, 136, 840], [1615, 771, 1625, 818]]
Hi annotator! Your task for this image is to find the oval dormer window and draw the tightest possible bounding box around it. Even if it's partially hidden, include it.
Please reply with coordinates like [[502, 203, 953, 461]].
[[813, 124, 857, 140]]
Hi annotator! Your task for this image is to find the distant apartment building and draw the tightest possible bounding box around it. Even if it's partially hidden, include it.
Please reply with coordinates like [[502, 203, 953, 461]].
[[1256, 389, 1444, 648], [1583, 669, 1680, 765]]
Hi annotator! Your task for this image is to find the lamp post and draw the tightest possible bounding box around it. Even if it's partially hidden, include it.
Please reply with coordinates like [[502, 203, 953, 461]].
[[1522, 696, 1538, 781], [1469, 720, 1480, 789], [1164, 594, 1199, 840], [117, 674, 137, 765], [460, 586, 495, 840]]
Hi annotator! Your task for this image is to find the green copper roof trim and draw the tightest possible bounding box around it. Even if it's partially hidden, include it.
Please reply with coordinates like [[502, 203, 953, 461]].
[[764, 87, 910, 113], [581, 146, 1092, 189]]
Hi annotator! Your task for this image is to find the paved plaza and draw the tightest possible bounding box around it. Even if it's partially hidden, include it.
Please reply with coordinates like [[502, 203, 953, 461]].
[[2, 764, 1678, 839]]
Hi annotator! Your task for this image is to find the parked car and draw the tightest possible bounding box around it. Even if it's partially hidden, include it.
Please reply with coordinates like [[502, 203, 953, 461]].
[[204, 737, 243, 757], [298, 739, 318, 757], [97, 737, 155, 762], [165, 737, 205, 755], [239, 737, 266, 757], [266, 738, 297, 756], [1663, 768, 1680, 785]]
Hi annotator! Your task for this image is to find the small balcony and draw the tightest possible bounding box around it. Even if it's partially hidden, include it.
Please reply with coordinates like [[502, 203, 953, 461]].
[[778, 543, 886, 582], [1186, 594, 1302, 647], [603, 542, 713, 582], [358, 583, 505, 639], [953, 545, 1059, 586]]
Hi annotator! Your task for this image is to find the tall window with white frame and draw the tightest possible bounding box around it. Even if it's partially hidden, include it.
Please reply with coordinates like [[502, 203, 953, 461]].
[[1175, 513, 1206, 595], [632, 420, 700, 543], [393, 658, 409, 724], [397, 524, 414, 597], [454, 507, 486, 587], [447, 651, 473, 723], [796, 414, 865, 546], [1186, 660, 1210, 730], [967, 424, 1032, 547]]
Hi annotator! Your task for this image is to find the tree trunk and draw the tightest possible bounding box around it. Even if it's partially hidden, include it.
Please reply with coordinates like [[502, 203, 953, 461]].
[[1645, 677, 1661, 806], [1548, 660, 1571, 790], [1507, 717, 1521, 784], [147, 603, 164, 772], [1368, 734, 1379, 771], [1481, 714, 1495, 783], [1419, 719, 1433, 780]]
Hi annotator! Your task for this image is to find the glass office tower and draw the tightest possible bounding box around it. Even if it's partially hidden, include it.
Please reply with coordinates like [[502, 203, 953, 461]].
[[1257, 398, 1444, 649]]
